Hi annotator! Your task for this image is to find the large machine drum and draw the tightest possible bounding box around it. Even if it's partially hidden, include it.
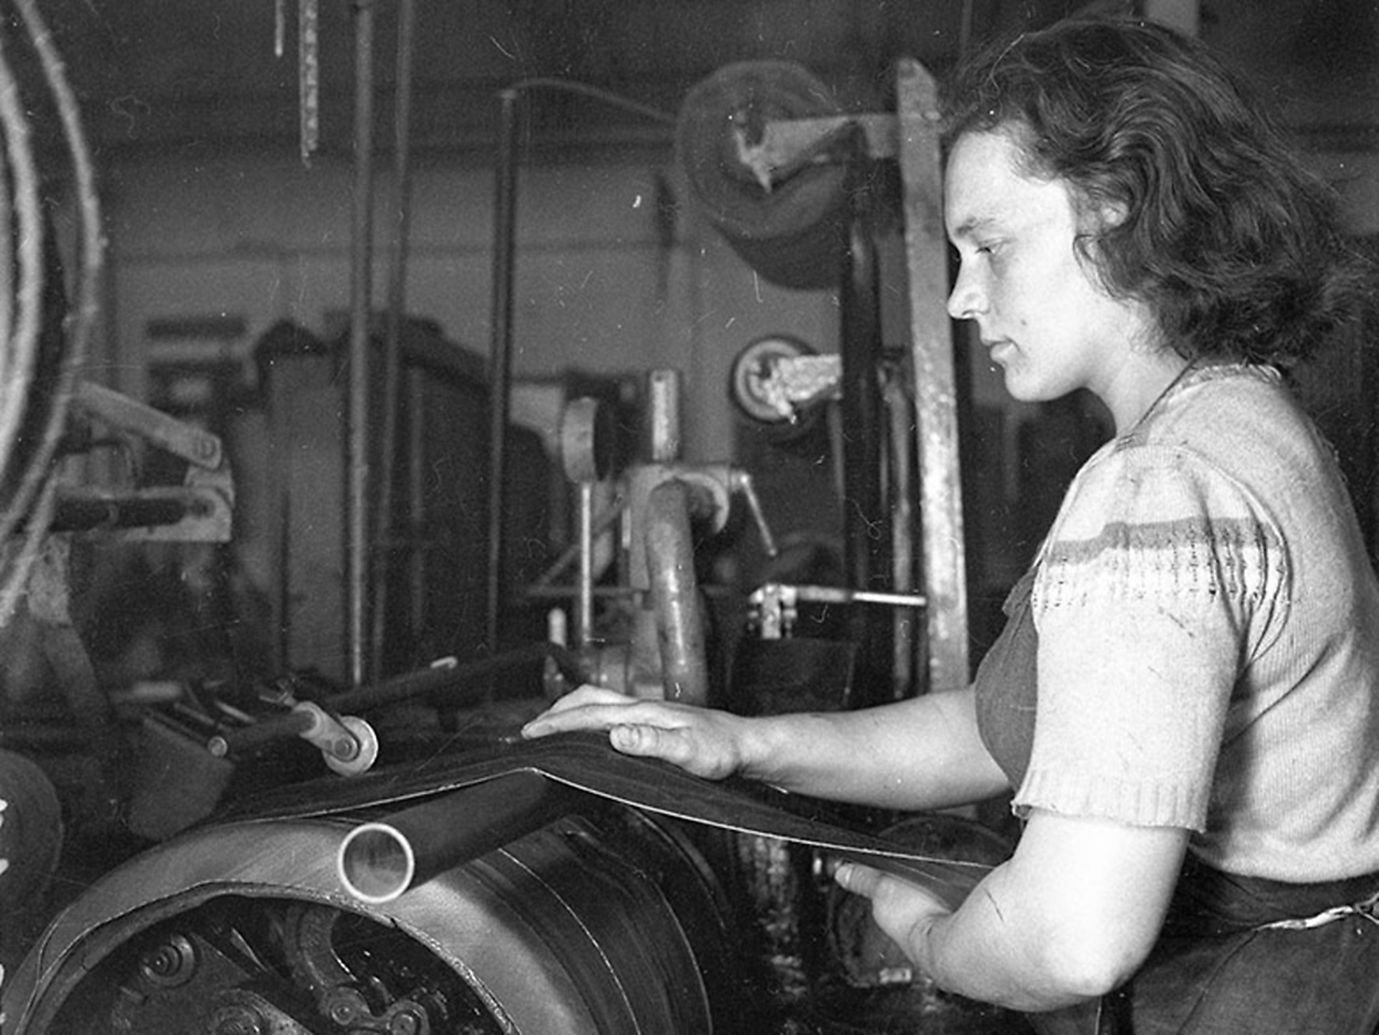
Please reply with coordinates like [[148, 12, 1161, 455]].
[[5, 794, 742, 1034]]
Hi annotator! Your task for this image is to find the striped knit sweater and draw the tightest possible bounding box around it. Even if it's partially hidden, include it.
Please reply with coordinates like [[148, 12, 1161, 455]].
[[996, 363, 1379, 882]]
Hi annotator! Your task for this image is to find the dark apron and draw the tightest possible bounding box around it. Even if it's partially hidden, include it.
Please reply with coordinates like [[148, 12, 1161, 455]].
[[973, 569, 1379, 1034]]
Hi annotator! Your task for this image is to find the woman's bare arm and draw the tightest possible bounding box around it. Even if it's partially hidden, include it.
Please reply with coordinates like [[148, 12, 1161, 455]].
[[522, 685, 1010, 811], [839, 808, 1189, 1009]]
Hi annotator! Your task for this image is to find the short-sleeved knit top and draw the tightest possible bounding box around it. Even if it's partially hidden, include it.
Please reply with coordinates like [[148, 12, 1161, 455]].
[[973, 363, 1379, 882]]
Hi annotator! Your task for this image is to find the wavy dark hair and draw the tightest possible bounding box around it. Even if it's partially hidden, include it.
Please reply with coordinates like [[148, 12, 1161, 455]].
[[941, 17, 1373, 366]]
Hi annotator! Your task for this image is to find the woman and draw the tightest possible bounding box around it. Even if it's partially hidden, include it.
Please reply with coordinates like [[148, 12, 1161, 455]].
[[524, 18, 1379, 1032]]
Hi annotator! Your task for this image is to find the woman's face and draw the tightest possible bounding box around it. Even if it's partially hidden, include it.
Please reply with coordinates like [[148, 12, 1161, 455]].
[[944, 129, 1150, 409]]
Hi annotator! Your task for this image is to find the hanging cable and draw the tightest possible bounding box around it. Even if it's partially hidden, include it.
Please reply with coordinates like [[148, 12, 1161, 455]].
[[0, 0, 104, 622], [505, 77, 676, 126], [0, 26, 46, 490]]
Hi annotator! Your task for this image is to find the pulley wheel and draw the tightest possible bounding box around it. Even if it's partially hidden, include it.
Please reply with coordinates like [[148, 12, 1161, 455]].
[[560, 396, 614, 484], [729, 334, 818, 424], [324, 715, 379, 776], [677, 60, 849, 290]]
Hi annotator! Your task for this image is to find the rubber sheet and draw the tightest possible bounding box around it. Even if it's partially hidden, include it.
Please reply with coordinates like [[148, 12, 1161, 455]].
[[228, 729, 995, 908]]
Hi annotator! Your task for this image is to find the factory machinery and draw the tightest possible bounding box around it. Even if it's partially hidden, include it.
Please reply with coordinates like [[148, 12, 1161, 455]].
[[0, 9, 1046, 1034]]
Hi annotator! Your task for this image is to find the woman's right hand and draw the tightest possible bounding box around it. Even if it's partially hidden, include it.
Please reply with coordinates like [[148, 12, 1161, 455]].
[[520, 685, 750, 781]]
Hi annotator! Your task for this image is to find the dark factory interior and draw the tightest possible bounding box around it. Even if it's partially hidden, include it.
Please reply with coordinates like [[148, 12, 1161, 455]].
[[0, 1, 1376, 1032]]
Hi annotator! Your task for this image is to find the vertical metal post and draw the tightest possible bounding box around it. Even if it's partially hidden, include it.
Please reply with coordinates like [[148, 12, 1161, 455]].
[[896, 58, 969, 693], [838, 138, 893, 707], [575, 481, 595, 648], [370, 0, 418, 680], [886, 373, 917, 698], [485, 89, 520, 670], [406, 366, 426, 641], [345, 0, 377, 687], [647, 369, 682, 462]]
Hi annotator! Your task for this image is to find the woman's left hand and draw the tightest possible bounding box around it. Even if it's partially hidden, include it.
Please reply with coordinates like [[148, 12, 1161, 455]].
[[833, 860, 952, 967], [830, 812, 1190, 1009]]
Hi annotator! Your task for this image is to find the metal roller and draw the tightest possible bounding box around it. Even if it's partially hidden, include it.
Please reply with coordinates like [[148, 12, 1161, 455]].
[[336, 770, 578, 903]]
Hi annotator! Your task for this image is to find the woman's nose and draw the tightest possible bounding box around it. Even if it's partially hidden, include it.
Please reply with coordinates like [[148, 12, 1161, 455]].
[[946, 264, 985, 321]]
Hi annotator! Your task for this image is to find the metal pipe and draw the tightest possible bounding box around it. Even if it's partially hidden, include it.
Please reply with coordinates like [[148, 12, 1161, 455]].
[[370, 0, 418, 680], [345, 0, 378, 687], [485, 88, 520, 675], [644, 479, 711, 704], [336, 771, 579, 903]]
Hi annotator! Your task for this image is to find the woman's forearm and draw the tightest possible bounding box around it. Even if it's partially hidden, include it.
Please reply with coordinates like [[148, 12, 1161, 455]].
[[909, 864, 1101, 1011], [901, 811, 1188, 1010], [522, 684, 1007, 812], [736, 688, 1010, 810]]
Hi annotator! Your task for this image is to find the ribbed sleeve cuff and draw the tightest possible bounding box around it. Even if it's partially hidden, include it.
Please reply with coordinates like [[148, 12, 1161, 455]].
[[1015, 766, 1209, 832]]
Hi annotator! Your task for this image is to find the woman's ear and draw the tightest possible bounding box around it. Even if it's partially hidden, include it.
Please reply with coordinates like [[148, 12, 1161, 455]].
[[1085, 194, 1130, 233]]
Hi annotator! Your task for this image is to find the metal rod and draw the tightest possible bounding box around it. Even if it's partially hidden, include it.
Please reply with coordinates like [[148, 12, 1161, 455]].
[[336, 771, 580, 903], [47, 496, 190, 533], [532, 494, 626, 588], [575, 481, 595, 647], [333, 641, 577, 712], [794, 585, 926, 608], [838, 139, 893, 706], [345, 0, 378, 687], [208, 708, 314, 757], [485, 88, 520, 676], [206, 643, 582, 758], [370, 0, 418, 680]]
